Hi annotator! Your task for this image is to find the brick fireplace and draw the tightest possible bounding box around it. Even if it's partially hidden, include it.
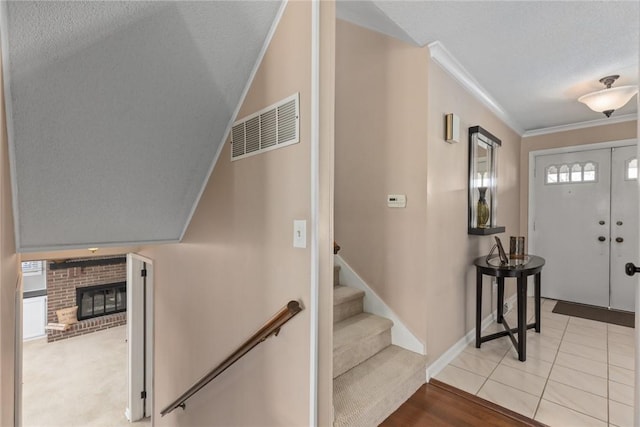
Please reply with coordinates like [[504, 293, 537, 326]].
[[46, 255, 127, 342]]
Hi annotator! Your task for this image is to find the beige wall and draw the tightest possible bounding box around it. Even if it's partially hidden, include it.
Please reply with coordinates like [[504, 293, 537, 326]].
[[335, 19, 522, 363], [0, 59, 19, 426], [519, 121, 638, 237], [139, 2, 315, 425], [425, 59, 521, 362], [335, 20, 430, 342]]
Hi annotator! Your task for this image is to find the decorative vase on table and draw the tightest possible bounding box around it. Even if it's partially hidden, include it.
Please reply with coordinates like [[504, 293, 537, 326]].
[[477, 187, 490, 228]]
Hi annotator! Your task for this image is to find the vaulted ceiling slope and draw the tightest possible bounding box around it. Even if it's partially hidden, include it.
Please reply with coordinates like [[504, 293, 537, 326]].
[[337, 1, 639, 133], [2, 1, 283, 252]]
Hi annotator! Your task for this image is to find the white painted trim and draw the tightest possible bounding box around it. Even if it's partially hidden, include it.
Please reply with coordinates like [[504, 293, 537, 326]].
[[427, 41, 524, 136], [0, 1, 22, 252], [309, 1, 319, 426], [17, 238, 179, 254], [14, 274, 23, 427], [334, 255, 425, 355], [425, 294, 517, 380], [527, 138, 637, 257], [523, 113, 638, 138], [179, 0, 289, 242]]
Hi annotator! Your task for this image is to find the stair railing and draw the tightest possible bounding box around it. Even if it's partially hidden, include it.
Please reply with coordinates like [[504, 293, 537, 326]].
[[160, 299, 304, 416]]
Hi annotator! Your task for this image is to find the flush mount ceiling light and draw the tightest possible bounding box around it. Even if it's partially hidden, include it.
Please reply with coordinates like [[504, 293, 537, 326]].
[[578, 75, 638, 118]]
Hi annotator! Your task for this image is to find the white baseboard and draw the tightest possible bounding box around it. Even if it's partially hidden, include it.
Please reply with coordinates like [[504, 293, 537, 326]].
[[334, 255, 425, 355], [425, 294, 517, 380]]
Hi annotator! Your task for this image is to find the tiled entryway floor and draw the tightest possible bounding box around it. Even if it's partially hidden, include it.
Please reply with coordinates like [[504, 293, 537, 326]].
[[435, 298, 634, 427]]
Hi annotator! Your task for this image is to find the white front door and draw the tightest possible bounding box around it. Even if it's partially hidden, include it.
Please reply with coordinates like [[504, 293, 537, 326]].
[[533, 145, 638, 310], [610, 145, 639, 311], [534, 148, 611, 307]]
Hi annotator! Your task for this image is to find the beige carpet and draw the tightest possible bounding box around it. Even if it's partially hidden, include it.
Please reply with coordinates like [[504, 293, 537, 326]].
[[23, 325, 150, 427]]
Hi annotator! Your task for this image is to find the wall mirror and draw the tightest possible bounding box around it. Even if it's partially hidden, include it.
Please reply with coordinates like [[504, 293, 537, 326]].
[[468, 126, 505, 235]]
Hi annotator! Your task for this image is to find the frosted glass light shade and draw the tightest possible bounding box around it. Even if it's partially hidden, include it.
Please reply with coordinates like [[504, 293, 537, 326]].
[[578, 85, 638, 113]]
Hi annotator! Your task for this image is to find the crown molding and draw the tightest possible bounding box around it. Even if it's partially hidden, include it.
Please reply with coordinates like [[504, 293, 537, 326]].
[[522, 113, 638, 138], [427, 41, 524, 136]]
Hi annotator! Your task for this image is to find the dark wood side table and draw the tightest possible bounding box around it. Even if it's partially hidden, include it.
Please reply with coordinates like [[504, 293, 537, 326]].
[[473, 255, 545, 361]]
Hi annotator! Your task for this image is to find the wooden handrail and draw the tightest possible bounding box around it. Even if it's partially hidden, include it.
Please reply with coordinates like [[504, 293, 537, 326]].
[[160, 300, 304, 417]]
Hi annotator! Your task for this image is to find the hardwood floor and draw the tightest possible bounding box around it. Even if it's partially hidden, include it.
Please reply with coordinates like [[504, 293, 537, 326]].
[[381, 380, 548, 427]]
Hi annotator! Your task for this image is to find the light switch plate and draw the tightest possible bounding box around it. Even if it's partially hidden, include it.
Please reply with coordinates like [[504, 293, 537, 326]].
[[293, 220, 306, 248]]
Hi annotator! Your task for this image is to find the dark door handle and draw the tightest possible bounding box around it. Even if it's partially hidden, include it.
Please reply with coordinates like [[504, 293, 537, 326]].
[[599, 220, 605, 225], [626, 263, 640, 276], [598, 236, 606, 242], [616, 237, 624, 243]]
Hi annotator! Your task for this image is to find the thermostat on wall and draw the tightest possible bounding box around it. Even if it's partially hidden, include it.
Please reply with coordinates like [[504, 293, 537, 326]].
[[387, 194, 406, 208]]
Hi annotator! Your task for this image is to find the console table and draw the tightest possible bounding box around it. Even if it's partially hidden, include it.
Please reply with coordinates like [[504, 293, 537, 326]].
[[473, 255, 545, 361]]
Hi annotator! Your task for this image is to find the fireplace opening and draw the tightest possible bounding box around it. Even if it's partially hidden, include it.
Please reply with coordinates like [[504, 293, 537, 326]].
[[76, 282, 126, 320]]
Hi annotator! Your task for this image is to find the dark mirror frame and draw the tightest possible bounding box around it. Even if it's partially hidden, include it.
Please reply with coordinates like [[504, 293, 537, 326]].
[[468, 126, 505, 235]]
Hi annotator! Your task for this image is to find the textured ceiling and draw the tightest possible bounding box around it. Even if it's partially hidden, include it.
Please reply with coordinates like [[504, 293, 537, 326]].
[[2, 1, 638, 251], [2, 1, 282, 251], [337, 0, 639, 132]]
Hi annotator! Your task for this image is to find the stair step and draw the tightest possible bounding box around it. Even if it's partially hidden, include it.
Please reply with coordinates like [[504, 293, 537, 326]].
[[333, 345, 426, 427], [333, 313, 392, 378], [333, 285, 364, 323], [333, 265, 340, 287]]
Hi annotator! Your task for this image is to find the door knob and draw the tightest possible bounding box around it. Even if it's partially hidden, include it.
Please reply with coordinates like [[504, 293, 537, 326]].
[[617, 221, 623, 226], [599, 220, 605, 225], [598, 236, 606, 242], [616, 237, 624, 243], [625, 263, 640, 276]]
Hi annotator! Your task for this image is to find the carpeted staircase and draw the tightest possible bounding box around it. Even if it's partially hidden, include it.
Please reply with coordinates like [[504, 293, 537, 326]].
[[333, 265, 426, 427]]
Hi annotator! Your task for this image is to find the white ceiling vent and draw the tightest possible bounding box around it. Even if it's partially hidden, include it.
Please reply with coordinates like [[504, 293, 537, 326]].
[[231, 93, 299, 161]]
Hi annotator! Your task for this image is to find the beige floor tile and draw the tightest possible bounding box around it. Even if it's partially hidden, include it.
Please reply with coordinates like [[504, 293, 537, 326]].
[[434, 365, 487, 395], [609, 400, 634, 427], [609, 380, 634, 406], [520, 340, 558, 363], [608, 323, 634, 336], [609, 365, 634, 387], [541, 311, 569, 323], [464, 338, 511, 364], [534, 399, 607, 427], [501, 353, 552, 378], [554, 351, 607, 378], [540, 316, 568, 332], [563, 331, 607, 350], [609, 340, 634, 356], [568, 316, 607, 331], [538, 325, 565, 340], [558, 340, 607, 363], [542, 299, 557, 312], [450, 350, 499, 377], [609, 331, 635, 346], [482, 321, 507, 335], [489, 363, 546, 396], [527, 331, 562, 349], [565, 322, 607, 339], [542, 380, 607, 422], [609, 350, 635, 371], [477, 379, 539, 418], [548, 365, 607, 398]]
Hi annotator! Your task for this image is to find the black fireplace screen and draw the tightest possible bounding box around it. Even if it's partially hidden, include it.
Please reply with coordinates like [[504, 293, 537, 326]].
[[76, 282, 126, 320]]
